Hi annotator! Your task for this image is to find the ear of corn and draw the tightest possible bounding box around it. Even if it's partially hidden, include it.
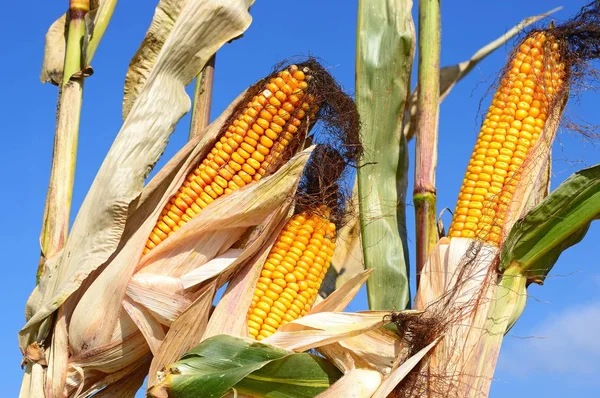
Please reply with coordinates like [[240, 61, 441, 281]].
[[448, 32, 566, 245], [247, 207, 336, 340], [145, 65, 319, 253]]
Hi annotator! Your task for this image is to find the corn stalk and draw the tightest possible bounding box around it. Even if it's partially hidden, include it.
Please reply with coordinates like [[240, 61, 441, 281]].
[[38, 0, 89, 282], [413, 0, 440, 281], [22, 2, 90, 397], [189, 54, 216, 140]]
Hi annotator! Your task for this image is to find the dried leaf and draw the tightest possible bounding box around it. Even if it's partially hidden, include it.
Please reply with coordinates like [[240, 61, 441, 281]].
[[40, 14, 66, 85], [310, 270, 372, 315], [263, 312, 392, 352], [122, 298, 165, 356], [148, 282, 217, 387], [126, 273, 191, 325], [321, 180, 364, 297], [122, 0, 190, 119], [21, 0, 255, 349]]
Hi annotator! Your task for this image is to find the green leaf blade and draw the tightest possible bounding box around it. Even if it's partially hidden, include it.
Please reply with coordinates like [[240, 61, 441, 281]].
[[148, 335, 341, 398], [356, 0, 415, 311], [235, 353, 342, 398], [500, 164, 600, 281]]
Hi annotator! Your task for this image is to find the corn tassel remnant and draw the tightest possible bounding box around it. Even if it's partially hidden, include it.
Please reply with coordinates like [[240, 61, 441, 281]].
[[448, 32, 566, 245], [247, 207, 336, 340], [145, 65, 318, 253]]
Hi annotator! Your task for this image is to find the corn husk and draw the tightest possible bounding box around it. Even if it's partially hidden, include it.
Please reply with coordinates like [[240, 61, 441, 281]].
[[409, 238, 499, 396], [63, 148, 311, 396], [321, 180, 364, 297]]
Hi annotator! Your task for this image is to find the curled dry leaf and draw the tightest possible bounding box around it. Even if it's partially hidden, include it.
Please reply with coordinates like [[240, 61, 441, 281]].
[[122, 0, 191, 119], [40, 14, 66, 85]]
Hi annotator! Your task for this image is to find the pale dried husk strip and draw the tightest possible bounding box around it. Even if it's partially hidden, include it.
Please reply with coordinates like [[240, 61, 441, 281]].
[[316, 368, 382, 398], [371, 339, 439, 398]]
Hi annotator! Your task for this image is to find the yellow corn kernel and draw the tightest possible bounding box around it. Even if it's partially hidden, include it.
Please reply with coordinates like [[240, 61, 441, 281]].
[[144, 65, 316, 253], [247, 209, 336, 339], [448, 32, 565, 246]]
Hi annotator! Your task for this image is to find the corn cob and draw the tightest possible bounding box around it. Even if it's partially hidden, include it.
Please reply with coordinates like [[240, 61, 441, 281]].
[[448, 32, 566, 245], [247, 207, 336, 340], [144, 65, 318, 253]]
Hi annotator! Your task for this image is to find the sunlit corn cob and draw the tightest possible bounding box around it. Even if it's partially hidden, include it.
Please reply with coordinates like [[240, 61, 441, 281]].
[[448, 32, 566, 245], [145, 66, 319, 253], [247, 207, 336, 340]]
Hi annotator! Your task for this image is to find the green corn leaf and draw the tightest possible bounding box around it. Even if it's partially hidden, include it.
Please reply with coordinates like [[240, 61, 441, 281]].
[[147, 334, 341, 398], [500, 164, 600, 282], [356, 0, 415, 311], [234, 353, 342, 398]]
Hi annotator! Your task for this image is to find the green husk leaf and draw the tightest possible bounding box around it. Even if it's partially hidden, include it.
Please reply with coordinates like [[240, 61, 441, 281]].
[[233, 353, 342, 398], [500, 164, 600, 281], [356, 0, 414, 311], [147, 335, 341, 398]]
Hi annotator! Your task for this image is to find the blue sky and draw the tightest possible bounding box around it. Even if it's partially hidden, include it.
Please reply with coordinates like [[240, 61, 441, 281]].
[[2, 0, 599, 396]]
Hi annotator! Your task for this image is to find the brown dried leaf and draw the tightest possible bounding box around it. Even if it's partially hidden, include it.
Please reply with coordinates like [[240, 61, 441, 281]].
[[40, 14, 66, 85]]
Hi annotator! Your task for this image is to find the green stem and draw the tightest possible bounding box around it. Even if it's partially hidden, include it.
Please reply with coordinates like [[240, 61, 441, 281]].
[[414, 0, 441, 284], [189, 54, 216, 140], [86, 0, 118, 64]]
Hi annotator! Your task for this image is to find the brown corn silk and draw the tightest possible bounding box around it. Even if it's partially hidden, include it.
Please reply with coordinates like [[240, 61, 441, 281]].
[[145, 64, 319, 253], [448, 31, 566, 245]]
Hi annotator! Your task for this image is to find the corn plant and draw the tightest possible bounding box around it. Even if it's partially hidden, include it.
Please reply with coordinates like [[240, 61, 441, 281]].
[[18, 0, 600, 397]]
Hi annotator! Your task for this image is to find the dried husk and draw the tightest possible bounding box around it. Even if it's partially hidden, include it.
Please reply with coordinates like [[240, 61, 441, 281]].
[[64, 149, 311, 396]]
